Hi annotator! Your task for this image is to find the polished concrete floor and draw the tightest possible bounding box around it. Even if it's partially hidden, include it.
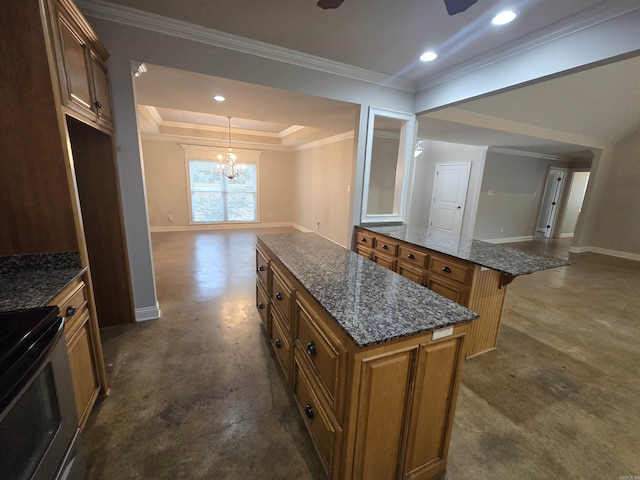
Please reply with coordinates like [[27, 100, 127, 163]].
[[83, 229, 640, 479]]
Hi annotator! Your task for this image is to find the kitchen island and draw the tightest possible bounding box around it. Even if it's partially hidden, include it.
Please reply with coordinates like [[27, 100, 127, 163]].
[[354, 225, 569, 358], [256, 232, 478, 480]]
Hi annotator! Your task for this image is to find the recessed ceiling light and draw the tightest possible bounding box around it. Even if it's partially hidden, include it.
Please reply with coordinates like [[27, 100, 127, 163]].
[[420, 51, 438, 62], [492, 10, 517, 25], [213, 95, 226, 102]]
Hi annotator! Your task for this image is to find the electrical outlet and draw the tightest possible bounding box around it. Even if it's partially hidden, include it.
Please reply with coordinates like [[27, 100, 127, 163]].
[[168, 214, 174, 222], [315, 222, 320, 230], [500, 227, 504, 233]]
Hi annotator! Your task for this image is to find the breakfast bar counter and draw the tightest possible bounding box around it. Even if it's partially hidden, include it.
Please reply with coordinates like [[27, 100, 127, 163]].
[[354, 225, 569, 358]]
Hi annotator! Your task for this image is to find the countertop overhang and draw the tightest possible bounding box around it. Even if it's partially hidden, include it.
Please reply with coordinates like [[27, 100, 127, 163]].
[[258, 232, 478, 348], [358, 224, 570, 277]]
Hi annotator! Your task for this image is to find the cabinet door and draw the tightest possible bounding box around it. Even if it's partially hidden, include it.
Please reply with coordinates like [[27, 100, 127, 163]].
[[56, 12, 94, 119], [66, 312, 100, 428], [90, 52, 113, 128], [425, 275, 467, 304], [401, 336, 466, 480]]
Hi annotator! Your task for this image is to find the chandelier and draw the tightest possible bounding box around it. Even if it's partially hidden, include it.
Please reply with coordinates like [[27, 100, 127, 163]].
[[217, 116, 246, 181]]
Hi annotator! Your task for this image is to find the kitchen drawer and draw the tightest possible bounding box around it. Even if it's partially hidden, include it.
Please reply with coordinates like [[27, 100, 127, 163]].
[[355, 229, 375, 249], [271, 263, 294, 328], [293, 356, 342, 476], [397, 261, 426, 285], [428, 254, 472, 285], [355, 244, 373, 260], [256, 245, 270, 289], [50, 278, 88, 340], [374, 236, 399, 256], [373, 250, 396, 272], [398, 245, 427, 267], [425, 276, 467, 304], [296, 297, 345, 413], [270, 308, 292, 381], [256, 283, 270, 334]]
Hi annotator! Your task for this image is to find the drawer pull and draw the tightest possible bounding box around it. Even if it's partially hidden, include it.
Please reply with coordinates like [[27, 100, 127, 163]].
[[306, 342, 317, 356], [382, 244, 388, 250], [304, 403, 314, 419], [361, 237, 367, 243], [407, 253, 415, 260], [258, 265, 265, 272], [275, 292, 283, 301], [275, 339, 282, 349], [258, 303, 265, 310], [65, 305, 76, 317], [94, 100, 103, 109], [442, 266, 452, 273]]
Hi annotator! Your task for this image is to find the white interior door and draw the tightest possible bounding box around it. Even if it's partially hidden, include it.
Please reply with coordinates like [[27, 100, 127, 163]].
[[537, 168, 567, 238], [429, 163, 470, 237]]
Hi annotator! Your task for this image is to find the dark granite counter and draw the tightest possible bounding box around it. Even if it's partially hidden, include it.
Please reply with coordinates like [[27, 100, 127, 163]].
[[359, 225, 569, 276], [0, 252, 86, 311], [258, 232, 478, 348]]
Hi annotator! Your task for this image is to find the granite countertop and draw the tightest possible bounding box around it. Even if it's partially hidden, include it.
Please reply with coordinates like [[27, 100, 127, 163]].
[[258, 232, 478, 348], [359, 224, 569, 277], [0, 252, 86, 312]]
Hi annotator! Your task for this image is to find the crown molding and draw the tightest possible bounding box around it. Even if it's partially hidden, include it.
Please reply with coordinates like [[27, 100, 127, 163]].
[[76, 0, 415, 92], [417, 0, 640, 91], [295, 131, 354, 151], [488, 147, 562, 161], [160, 120, 282, 138], [280, 125, 305, 137]]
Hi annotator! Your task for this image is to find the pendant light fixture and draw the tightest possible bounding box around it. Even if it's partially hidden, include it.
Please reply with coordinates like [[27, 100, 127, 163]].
[[217, 116, 246, 181]]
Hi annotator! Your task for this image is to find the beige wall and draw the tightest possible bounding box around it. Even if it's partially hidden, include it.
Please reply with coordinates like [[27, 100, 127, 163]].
[[584, 128, 640, 255], [141, 137, 296, 228], [293, 138, 355, 247], [367, 135, 399, 214]]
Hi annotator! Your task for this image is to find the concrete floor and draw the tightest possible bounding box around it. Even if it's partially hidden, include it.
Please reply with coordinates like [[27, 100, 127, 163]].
[[83, 229, 640, 479]]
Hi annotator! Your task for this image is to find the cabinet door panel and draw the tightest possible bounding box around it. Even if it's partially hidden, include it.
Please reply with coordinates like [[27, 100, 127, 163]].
[[67, 313, 99, 428], [353, 349, 413, 480], [373, 251, 396, 271], [426, 276, 466, 304], [57, 14, 93, 117], [402, 337, 465, 479], [397, 262, 425, 285], [90, 52, 113, 127]]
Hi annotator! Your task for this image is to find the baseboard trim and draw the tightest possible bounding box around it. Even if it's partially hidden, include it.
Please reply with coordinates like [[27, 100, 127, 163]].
[[150, 222, 295, 232], [569, 246, 640, 261], [136, 303, 161, 322], [559, 232, 575, 238], [482, 235, 534, 244], [290, 223, 312, 233]]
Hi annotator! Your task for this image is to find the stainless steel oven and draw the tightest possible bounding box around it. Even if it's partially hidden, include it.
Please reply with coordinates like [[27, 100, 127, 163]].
[[0, 307, 85, 480]]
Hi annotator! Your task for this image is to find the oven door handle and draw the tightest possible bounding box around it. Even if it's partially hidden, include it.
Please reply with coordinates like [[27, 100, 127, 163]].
[[0, 317, 65, 413]]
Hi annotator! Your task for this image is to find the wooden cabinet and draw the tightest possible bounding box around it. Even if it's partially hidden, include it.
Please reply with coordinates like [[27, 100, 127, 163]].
[[354, 228, 507, 358], [257, 239, 470, 480], [51, 277, 102, 429], [256, 245, 271, 334], [52, 0, 113, 130]]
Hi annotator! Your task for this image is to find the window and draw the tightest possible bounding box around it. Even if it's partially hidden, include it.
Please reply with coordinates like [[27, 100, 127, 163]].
[[184, 146, 259, 223]]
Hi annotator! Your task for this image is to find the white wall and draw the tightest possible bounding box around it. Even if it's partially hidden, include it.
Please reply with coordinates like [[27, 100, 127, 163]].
[[293, 137, 355, 247], [474, 151, 554, 241], [408, 140, 486, 239]]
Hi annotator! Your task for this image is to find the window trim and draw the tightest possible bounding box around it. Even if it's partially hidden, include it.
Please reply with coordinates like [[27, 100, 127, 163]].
[[182, 145, 261, 225]]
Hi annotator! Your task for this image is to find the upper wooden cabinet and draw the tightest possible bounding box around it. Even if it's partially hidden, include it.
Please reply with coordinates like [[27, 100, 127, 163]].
[[52, 0, 114, 130]]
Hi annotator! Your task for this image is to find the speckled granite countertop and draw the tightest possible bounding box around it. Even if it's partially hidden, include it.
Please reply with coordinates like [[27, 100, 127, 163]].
[[258, 232, 478, 348], [359, 225, 569, 276], [0, 252, 86, 311]]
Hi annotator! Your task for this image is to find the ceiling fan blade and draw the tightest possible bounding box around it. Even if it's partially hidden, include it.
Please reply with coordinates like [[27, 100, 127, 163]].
[[317, 0, 345, 9], [443, 0, 478, 15]]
